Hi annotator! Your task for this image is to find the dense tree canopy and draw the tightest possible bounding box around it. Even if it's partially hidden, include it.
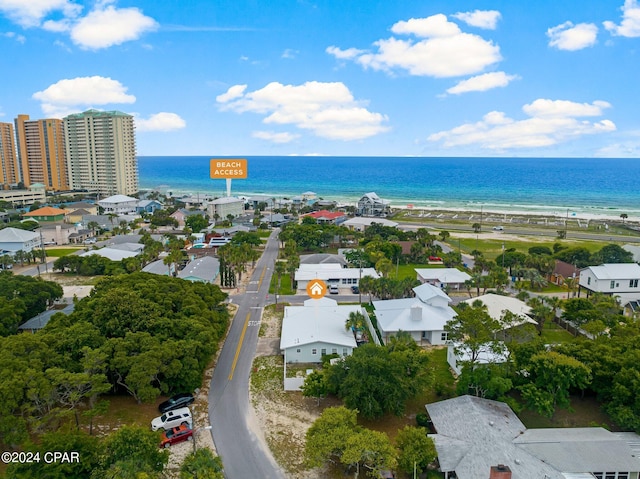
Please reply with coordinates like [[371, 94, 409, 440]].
[[0, 273, 229, 447], [0, 272, 63, 335], [324, 343, 430, 419]]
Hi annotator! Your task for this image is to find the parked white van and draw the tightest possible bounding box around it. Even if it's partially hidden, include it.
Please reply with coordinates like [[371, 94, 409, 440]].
[[151, 407, 192, 431]]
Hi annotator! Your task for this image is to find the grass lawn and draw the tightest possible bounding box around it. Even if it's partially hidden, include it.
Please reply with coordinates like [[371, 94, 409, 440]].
[[269, 273, 295, 295], [540, 320, 575, 344], [44, 247, 84, 257], [452, 236, 610, 261], [393, 263, 443, 281]]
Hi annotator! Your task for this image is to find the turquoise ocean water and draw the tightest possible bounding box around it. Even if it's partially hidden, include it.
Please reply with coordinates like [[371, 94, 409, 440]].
[[137, 156, 640, 219]]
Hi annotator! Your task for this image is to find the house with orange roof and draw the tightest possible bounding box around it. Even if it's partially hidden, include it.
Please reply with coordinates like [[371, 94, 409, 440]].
[[300, 210, 346, 225], [23, 206, 67, 222]]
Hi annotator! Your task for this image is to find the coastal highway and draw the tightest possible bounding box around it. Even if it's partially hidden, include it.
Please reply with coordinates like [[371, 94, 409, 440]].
[[399, 221, 640, 243], [208, 229, 285, 479]]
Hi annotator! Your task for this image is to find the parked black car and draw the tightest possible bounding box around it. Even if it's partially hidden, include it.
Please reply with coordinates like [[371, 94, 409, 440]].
[[158, 393, 195, 413], [351, 285, 359, 294]]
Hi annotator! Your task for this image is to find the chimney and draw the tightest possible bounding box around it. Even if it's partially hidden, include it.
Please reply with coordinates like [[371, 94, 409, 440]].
[[410, 304, 422, 321], [489, 465, 512, 479]]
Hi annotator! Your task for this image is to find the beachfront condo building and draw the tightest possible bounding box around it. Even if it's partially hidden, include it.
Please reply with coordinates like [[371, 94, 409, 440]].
[[14, 114, 69, 191], [0, 121, 20, 189], [63, 110, 139, 196]]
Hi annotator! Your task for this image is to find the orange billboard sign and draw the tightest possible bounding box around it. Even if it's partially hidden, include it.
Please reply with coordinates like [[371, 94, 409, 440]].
[[210, 159, 247, 179]]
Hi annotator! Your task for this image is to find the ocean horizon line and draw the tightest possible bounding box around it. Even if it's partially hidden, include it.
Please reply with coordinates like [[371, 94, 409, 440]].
[[136, 155, 640, 222]]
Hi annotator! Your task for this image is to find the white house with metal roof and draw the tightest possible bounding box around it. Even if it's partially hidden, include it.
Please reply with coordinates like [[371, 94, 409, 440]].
[[416, 267, 471, 290], [0, 227, 41, 254], [280, 298, 360, 365], [460, 294, 537, 329], [579, 263, 640, 303], [294, 263, 380, 292], [342, 217, 398, 232], [426, 395, 640, 479], [81, 247, 140, 261], [98, 194, 138, 214], [373, 283, 456, 345]]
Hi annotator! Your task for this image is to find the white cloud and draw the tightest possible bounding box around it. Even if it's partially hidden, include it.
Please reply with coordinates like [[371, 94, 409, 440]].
[[326, 46, 365, 60], [70, 4, 158, 49], [547, 21, 598, 50], [604, 0, 640, 37], [252, 131, 300, 143], [446, 71, 519, 94], [135, 112, 186, 132], [0, 0, 81, 28], [3, 31, 25, 43], [0, 0, 156, 49], [217, 81, 389, 141], [428, 99, 615, 150], [281, 48, 298, 59], [32, 76, 135, 117], [216, 85, 247, 103], [452, 10, 501, 30], [391, 14, 461, 37], [522, 99, 611, 118], [330, 14, 502, 78]]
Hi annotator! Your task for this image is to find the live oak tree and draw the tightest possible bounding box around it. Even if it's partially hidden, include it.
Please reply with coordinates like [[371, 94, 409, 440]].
[[518, 351, 591, 418], [445, 303, 505, 367], [395, 426, 436, 476], [180, 449, 224, 479], [305, 407, 396, 475], [324, 343, 430, 419]]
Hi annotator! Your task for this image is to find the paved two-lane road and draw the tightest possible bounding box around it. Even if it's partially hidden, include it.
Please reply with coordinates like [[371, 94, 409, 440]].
[[208, 230, 285, 479]]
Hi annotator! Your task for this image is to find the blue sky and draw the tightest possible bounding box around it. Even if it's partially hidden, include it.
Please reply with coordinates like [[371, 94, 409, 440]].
[[1, 0, 639, 157]]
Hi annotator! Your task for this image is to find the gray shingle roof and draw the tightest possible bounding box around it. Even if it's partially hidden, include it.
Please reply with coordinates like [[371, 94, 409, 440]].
[[426, 396, 640, 479]]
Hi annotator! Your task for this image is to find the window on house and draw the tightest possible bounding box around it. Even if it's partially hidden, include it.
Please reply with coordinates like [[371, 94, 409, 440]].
[[610, 281, 615, 289], [312, 349, 317, 355], [605, 473, 616, 479], [618, 473, 629, 479], [342, 348, 348, 356], [296, 349, 300, 353], [587, 277, 591, 285], [321, 349, 326, 356], [332, 348, 337, 354], [592, 474, 603, 479], [441, 332, 448, 341]]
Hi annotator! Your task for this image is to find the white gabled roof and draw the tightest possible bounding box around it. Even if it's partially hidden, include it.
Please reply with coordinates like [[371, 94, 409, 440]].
[[295, 265, 380, 281], [461, 293, 536, 327], [0, 227, 39, 242], [413, 282, 452, 304], [209, 196, 243, 205], [584, 263, 640, 280], [415, 268, 471, 284], [373, 297, 456, 334], [81, 248, 139, 261], [343, 217, 398, 227], [280, 303, 360, 350], [98, 194, 137, 204]]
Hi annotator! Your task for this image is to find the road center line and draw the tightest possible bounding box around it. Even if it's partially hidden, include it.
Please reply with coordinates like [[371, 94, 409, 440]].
[[228, 312, 251, 381]]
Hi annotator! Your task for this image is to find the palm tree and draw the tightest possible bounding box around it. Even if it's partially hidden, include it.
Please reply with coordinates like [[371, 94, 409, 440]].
[[472, 223, 481, 233], [274, 260, 287, 296], [345, 311, 366, 340], [375, 257, 393, 278], [620, 213, 628, 223], [87, 221, 99, 237]]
